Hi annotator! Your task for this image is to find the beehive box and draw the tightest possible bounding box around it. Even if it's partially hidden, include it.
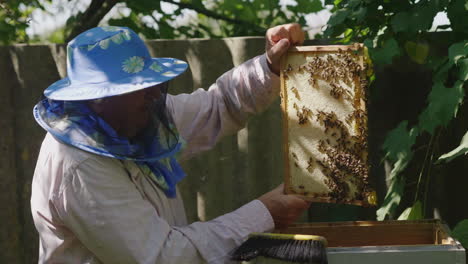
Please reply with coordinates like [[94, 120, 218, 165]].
[[280, 44, 376, 206], [244, 220, 466, 264]]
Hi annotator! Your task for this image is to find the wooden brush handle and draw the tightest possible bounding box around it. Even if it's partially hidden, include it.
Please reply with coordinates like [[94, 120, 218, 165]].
[[250, 232, 328, 244]]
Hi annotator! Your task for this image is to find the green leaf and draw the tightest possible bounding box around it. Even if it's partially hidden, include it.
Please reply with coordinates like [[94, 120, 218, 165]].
[[294, 0, 323, 13], [351, 0, 364, 8], [363, 38, 374, 49], [398, 201, 423, 220], [449, 41, 468, 64], [418, 81, 465, 134], [391, 5, 437, 33], [327, 9, 350, 26], [452, 219, 468, 248], [352, 6, 367, 22], [371, 38, 399, 65], [434, 60, 453, 83], [391, 12, 411, 33], [383, 121, 419, 162], [378, 122, 418, 220], [377, 174, 405, 220], [447, 0, 468, 33], [438, 131, 468, 163], [340, 28, 354, 43], [404, 41, 429, 64], [458, 58, 468, 81], [411, 5, 438, 31], [126, 0, 161, 13]]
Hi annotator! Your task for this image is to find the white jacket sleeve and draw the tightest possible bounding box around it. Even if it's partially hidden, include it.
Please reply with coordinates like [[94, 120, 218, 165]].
[[167, 54, 280, 160], [57, 156, 274, 264]]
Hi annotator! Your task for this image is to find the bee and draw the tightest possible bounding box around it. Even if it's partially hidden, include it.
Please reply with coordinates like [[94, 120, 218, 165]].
[[291, 87, 301, 100], [317, 159, 325, 168], [306, 157, 314, 173], [302, 106, 312, 117], [345, 115, 354, 125], [318, 140, 327, 153], [292, 152, 298, 160], [330, 84, 345, 100], [360, 78, 368, 89], [308, 76, 318, 88], [297, 106, 312, 125]]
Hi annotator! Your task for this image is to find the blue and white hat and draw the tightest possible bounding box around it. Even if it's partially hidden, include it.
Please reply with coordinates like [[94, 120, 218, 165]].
[[44, 26, 188, 101]]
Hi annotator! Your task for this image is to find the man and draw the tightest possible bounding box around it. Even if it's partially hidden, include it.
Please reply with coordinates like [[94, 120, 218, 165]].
[[31, 23, 309, 263]]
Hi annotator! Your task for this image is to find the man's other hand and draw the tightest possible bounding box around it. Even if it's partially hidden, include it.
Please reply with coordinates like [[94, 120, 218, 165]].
[[265, 23, 305, 75], [258, 184, 311, 230]]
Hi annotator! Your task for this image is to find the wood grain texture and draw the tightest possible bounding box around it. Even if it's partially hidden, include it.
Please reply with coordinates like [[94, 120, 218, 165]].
[[280, 220, 453, 247], [288, 43, 363, 52]]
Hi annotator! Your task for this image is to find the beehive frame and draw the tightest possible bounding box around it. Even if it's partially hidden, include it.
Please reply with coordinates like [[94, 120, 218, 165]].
[[280, 44, 376, 206]]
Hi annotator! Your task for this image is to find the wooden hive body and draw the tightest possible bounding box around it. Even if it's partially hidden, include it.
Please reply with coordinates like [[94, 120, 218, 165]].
[[280, 44, 376, 206], [246, 220, 465, 264]]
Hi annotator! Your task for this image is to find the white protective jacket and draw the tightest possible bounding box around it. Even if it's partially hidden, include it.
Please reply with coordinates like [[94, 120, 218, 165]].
[[31, 55, 279, 264]]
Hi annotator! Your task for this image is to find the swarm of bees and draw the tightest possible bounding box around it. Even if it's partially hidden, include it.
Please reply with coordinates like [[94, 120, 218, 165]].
[[285, 52, 363, 101], [313, 109, 368, 202], [293, 103, 313, 125], [282, 45, 373, 205]]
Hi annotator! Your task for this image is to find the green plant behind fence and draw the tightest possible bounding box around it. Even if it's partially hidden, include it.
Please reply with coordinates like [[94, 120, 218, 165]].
[[323, 0, 467, 246]]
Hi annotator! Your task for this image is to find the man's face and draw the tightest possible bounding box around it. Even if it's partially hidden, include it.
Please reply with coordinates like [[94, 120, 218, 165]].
[[89, 83, 166, 138]]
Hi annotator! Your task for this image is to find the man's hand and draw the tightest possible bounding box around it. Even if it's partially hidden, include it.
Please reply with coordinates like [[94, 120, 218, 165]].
[[265, 23, 305, 75], [258, 184, 311, 230]]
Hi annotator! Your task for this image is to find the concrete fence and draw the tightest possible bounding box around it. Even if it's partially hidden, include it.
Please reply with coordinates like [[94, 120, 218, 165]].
[[1, 36, 467, 263]]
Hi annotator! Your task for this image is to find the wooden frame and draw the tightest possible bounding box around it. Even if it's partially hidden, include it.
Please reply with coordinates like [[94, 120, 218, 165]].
[[280, 44, 375, 206], [281, 219, 455, 247]]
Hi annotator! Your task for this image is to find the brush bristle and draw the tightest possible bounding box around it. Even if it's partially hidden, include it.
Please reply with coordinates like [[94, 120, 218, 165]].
[[231, 235, 328, 264]]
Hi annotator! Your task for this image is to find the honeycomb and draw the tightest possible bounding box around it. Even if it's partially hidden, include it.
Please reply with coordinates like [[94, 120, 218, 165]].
[[280, 44, 376, 206]]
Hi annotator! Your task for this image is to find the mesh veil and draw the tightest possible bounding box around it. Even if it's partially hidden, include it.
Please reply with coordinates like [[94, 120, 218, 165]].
[[33, 82, 181, 161]]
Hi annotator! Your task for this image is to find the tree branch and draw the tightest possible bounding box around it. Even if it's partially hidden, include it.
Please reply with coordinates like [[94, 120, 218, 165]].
[[162, 0, 266, 34], [64, 0, 267, 43], [65, 0, 118, 42]]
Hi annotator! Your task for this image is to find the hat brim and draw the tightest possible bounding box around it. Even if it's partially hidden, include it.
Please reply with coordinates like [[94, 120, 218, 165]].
[[44, 57, 188, 101]]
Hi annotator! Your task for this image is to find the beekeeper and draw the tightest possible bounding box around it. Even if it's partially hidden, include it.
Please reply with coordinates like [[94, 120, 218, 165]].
[[31, 23, 309, 263]]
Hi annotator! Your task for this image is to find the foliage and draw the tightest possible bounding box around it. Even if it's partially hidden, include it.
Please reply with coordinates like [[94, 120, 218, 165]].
[[107, 0, 323, 39], [0, 0, 324, 43], [324, 0, 467, 222], [0, 0, 45, 45], [438, 130, 468, 162], [452, 219, 468, 248], [376, 122, 418, 220], [397, 200, 423, 220]]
